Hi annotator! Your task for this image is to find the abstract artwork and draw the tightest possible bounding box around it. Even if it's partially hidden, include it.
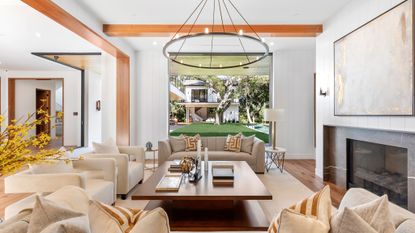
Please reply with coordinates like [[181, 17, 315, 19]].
[[334, 0, 413, 116]]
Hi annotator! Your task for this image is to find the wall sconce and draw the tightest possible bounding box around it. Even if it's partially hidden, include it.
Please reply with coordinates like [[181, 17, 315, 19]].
[[96, 100, 101, 111], [319, 87, 328, 97]]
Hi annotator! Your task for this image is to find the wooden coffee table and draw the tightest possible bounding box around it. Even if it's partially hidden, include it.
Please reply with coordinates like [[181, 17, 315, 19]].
[[132, 161, 272, 231]]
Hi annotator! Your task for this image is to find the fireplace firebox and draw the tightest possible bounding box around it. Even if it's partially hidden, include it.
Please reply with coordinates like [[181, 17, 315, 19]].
[[347, 139, 408, 208]]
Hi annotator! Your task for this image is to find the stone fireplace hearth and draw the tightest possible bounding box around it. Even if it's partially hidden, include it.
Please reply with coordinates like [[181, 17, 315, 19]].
[[323, 125, 415, 211]]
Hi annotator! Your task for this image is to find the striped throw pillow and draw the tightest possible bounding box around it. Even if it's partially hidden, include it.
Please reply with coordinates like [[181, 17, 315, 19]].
[[184, 134, 201, 151], [95, 201, 147, 233], [268, 185, 332, 233], [224, 133, 242, 152]]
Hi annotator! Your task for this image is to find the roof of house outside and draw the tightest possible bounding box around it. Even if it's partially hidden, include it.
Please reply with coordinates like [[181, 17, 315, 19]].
[[182, 80, 206, 86]]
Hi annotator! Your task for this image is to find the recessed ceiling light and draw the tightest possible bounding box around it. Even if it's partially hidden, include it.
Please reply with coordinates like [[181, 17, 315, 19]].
[[199, 64, 202, 67], [35, 32, 41, 38], [152, 41, 158, 45]]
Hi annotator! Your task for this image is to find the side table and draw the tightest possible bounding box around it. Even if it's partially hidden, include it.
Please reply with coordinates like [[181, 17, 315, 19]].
[[265, 147, 286, 173], [145, 148, 158, 171]]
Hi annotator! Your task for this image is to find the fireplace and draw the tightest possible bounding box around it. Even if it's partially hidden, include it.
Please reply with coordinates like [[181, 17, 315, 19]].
[[347, 139, 408, 208], [323, 125, 415, 211]]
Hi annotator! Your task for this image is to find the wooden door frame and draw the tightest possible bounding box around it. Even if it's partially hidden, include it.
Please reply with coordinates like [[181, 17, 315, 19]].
[[8, 78, 65, 146], [21, 0, 131, 145]]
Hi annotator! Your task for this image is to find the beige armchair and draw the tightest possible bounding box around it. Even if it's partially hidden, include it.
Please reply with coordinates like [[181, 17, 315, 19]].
[[83, 146, 145, 199], [4, 158, 117, 219]]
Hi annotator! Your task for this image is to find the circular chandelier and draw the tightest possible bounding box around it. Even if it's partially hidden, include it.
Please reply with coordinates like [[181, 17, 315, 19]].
[[163, 0, 269, 69]]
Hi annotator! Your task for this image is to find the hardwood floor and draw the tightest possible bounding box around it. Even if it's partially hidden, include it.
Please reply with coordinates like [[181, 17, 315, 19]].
[[0, 159, 345, 219], [284, 159, 346, 208]]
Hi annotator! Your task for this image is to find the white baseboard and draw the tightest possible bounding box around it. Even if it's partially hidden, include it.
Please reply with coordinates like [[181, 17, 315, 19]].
[[284, 154, 315, 160]]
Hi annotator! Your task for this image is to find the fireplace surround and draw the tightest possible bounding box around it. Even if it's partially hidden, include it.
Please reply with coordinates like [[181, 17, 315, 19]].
[[323, 125, 415, 211]]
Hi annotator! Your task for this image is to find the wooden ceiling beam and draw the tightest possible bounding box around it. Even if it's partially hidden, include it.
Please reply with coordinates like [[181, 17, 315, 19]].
[[103, 24, 323, 37]]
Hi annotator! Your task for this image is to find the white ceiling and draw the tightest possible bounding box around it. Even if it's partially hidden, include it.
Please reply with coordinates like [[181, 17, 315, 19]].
[[74, 0, 351, 51], [75, 0, 352, 24], [0, 0, 100, 71]]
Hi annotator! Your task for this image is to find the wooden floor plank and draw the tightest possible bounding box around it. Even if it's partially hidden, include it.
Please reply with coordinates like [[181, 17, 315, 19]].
[[284, 159, 346, 208]]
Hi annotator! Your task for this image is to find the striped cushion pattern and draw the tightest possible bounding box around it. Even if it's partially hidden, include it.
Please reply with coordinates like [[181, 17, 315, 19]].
[[184, 134, 201, 151], [224, 133, 242, 152], [95, 201, 147, 233], [268, 185, 332, 233]]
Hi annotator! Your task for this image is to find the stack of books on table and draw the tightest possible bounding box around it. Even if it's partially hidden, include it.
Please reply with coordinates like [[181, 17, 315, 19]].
[[212, 163, 234, 186], [168, 160, 182, 173]]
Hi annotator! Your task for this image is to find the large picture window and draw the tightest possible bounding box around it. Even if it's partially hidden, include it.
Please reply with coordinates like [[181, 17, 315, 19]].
[[169, 54, 272, 143]]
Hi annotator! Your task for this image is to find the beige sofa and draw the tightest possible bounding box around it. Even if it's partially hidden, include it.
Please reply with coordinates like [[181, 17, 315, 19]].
[[83, 146, 145, 199], [4, 158, 117, 219], [159, 136, 265, 173], [338, 188, 415, 232], [0, 186, 170, 233]]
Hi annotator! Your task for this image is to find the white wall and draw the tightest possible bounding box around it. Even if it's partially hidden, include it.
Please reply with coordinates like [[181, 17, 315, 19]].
[[136, 51, 169, 146], [0, 70, 82, 146], [273, 50, 316, 159], [315, 0, 406, 177], [85, 70, 102, 146], [53, 0, 138, 145], [133, 49, 316, 159]]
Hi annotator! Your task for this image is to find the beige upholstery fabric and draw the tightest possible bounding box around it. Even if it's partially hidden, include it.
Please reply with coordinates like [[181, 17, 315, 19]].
[[82, 145, 145, 195], [396, 219, 415, 233], [92, 138, 120, 154], [339, 188, 415, 233], [28, 196, 86, 233], [0, 210, 31, 233], [159, 136, 265, 173], [29, 161, 74, 174], [241, 135, 255, 153], [331, 207, 378, 233], [4, 159, 117, 219], [92, 201, 147, 233], [128, 208, 170, 233], [272, 208, 329, 233], [88, 201, 122, 233], [269, 185, 332, 233], [339, 188, 415, 229], [40, 216, 90, 233], [85, 179, 114, 205], [331, 195, 395, 233], [169, 135, 186, 152]]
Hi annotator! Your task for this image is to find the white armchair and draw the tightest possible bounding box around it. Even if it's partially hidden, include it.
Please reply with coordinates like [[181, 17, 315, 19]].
[[83, 145, 145, 199], [4, 158, 117, 219]]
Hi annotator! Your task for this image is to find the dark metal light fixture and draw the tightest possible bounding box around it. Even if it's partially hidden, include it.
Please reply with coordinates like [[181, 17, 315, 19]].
[[163, 0, 269, 69]]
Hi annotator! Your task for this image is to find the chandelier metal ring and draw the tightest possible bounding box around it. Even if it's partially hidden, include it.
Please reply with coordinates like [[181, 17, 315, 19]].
[[162, 0, 271, 69], [163, 32, 270, 69]]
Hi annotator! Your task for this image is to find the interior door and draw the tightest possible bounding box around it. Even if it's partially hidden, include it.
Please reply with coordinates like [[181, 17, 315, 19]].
[[36, 89, 51, 136]]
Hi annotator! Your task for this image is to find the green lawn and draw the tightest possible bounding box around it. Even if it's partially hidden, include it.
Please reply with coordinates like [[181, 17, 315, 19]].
[[170, 123, 269, 143]]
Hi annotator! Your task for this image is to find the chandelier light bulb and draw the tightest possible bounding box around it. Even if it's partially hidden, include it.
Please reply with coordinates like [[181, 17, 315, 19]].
[[261, 38, 266, 42], [204, 27, 209, 34], [238, 29, 244, 36], [270, 42, 274, 46]]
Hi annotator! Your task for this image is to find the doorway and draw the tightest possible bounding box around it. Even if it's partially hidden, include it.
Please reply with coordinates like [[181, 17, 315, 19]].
[[35, 89, 51, 136]]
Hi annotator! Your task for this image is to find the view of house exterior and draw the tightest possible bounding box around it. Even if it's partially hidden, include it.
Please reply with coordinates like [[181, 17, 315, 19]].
[[173, 79, 239, 123]]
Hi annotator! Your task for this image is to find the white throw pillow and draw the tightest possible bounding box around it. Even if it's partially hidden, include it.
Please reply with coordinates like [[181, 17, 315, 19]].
[[92, 138, 120, 154]]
